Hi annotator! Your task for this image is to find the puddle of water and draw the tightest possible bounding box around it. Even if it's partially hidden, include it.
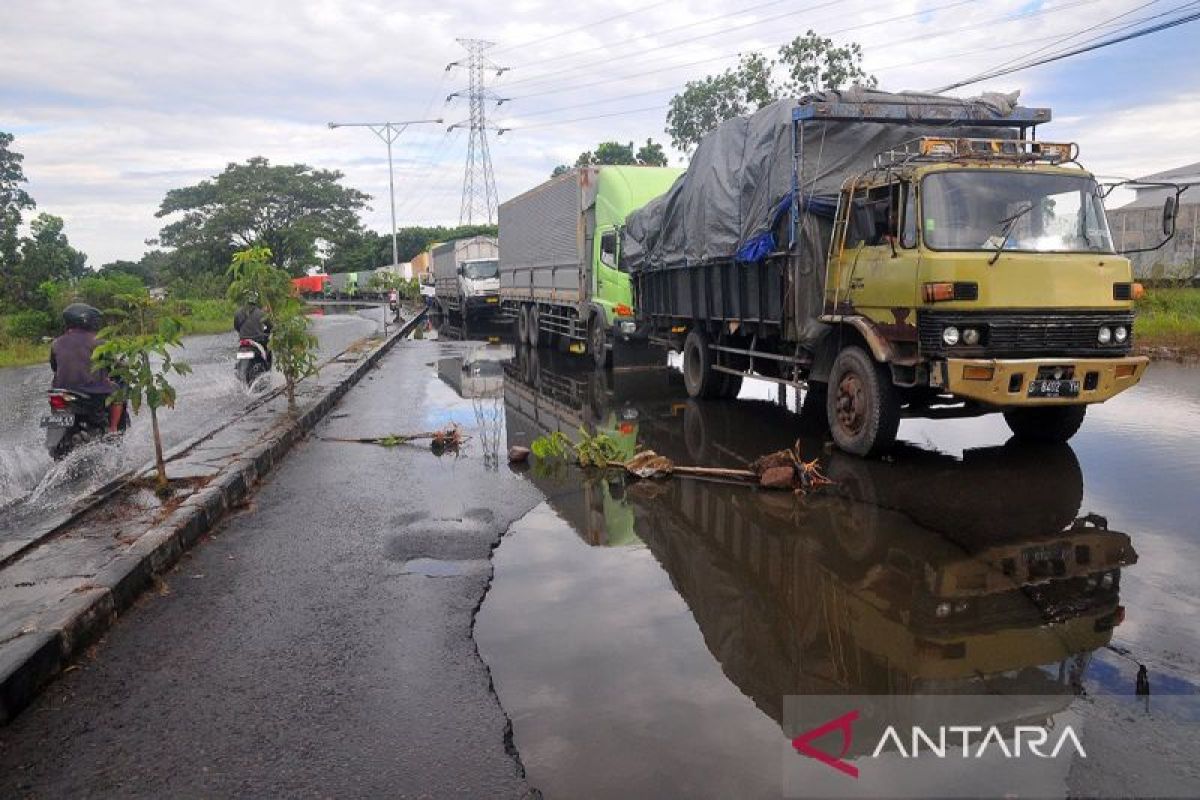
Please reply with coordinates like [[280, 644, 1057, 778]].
[[476, 342, 1200, 800], [400, 558, 480, 577]]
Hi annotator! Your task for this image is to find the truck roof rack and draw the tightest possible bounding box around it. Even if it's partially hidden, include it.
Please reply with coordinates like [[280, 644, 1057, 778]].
[[793, 100, 1051, 127]]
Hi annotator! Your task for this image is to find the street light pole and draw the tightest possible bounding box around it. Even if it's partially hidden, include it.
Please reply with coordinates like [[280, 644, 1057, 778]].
[[327, 119, 442, 269]]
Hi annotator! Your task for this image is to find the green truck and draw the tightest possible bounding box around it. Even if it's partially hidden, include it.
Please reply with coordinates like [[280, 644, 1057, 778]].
[[499, 165, 683, 367]]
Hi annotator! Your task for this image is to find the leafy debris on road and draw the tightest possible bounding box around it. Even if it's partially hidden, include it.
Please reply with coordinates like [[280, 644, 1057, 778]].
[[320, 424, 468, 453]]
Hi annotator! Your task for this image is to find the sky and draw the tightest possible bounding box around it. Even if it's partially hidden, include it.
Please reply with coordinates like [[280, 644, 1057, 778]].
[[3, 0, 1199, 267]]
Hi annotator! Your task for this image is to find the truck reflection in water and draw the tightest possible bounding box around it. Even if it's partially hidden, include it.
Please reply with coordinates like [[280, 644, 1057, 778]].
[[500, 344, 1136, 726]]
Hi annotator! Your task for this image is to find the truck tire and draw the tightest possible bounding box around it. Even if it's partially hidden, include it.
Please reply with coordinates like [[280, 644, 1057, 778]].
[[826, 346, 900, 456], [682, 329, 723, 399], [589, 312, 612, 369], [1003, 405, 1087, 443], [516, 305, 529, 343], [528, 304, 541, 348]]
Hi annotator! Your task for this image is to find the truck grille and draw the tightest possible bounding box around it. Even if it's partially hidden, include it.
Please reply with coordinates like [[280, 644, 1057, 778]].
[[918, 311, 1134, 357]]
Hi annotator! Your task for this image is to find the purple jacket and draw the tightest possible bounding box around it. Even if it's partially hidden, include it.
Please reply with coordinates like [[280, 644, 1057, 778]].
[[50, 329, 116, 395]]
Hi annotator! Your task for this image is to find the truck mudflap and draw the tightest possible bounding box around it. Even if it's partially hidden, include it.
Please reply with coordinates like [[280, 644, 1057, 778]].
[[936, 355, 1148, 406]]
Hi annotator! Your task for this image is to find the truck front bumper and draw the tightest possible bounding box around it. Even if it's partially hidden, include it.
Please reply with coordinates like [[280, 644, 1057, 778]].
[[937, 355, 1148, 406], [464, 294, 502, 311]]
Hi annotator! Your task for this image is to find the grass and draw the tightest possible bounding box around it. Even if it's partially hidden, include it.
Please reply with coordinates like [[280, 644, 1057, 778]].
[[0, 335, 50, 369], [0, 298, 240, 368], [1135, 287, 1200, 354]]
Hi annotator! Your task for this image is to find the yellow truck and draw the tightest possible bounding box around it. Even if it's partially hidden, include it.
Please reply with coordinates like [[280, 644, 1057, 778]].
[[625, 90, 1184, 455]]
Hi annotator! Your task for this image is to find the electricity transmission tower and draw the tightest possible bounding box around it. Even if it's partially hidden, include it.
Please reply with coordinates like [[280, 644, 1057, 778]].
[[446, 39, 509, 225]]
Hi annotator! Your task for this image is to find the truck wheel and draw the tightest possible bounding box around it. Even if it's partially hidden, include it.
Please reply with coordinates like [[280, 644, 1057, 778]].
[[516, 305, 529, 342], [589, 313, 612, 369], [826, 346, 900, 456], [1003, 405, 1087, 443], [682, 329, 722, 399], [528, 305, 541, 348]]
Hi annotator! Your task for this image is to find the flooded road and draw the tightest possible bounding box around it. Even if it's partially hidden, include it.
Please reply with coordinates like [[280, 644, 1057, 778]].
[[0, 304, 389, 543], [450, 340, 1200, 799]]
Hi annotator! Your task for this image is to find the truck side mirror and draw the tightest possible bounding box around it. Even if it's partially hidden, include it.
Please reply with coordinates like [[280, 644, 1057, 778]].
[[1163, 196, 1178, 237]]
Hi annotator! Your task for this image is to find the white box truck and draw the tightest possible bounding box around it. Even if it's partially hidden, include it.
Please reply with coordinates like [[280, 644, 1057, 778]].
[[432, 235, 500, 318]]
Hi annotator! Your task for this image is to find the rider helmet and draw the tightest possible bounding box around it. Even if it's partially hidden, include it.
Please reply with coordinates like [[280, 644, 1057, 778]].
[[62, 303, 103, 332]]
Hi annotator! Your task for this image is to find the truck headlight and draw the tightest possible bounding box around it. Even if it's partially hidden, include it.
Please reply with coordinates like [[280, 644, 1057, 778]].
[[962, 328, 980, 345], [1114, 325, 1128, 343], [942, 326, 960, 346], [1098, 326, 1112, 344], [619, 321, 636, 334], [935, 602, 952, 618]]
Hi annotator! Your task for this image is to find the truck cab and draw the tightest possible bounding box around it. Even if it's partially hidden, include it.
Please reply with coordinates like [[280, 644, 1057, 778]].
[[458, 257, 500, 311], [820, 135, 1150, 453]]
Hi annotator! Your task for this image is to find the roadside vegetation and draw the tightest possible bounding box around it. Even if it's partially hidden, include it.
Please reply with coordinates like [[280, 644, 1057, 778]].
[[1136, 286, 1200, 354]]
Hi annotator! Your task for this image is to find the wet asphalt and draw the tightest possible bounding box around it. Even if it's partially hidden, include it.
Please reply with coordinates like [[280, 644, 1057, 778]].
[[0, 335, 543, 798]]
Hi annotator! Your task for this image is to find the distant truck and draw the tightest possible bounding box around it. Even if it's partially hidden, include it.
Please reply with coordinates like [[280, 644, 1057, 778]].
[[499, 166, 683, 367], [432, 236, 500, 317], [625, 89, 1183, 455]]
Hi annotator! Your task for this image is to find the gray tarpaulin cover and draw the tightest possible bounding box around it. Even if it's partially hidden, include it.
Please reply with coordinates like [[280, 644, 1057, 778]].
[[624, 88, 1023, 274]]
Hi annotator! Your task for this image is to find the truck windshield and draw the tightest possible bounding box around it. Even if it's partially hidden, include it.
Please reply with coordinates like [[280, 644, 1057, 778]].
[[463, 259, 498, 279], [922, 171, 1114, 254]]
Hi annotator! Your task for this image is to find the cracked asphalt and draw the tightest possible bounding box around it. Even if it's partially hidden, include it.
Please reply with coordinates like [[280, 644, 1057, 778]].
[[0, 337, 543, 798]]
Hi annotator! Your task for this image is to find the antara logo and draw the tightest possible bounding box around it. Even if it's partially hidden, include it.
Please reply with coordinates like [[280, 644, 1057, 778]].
[[792, 710, 1087, 778]]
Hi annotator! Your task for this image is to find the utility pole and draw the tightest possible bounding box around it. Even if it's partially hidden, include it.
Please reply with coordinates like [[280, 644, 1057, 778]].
[[328, 119, 442, 268], [446, 39, 509, 225]]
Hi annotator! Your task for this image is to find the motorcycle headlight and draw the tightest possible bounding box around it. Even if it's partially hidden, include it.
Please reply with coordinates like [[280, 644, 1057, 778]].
[[1098, 326, 1112, 345], [942, 326, 960, 346]]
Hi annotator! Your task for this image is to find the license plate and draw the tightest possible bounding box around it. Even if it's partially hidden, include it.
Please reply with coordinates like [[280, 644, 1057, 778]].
[[40, 413, 75, 428], [236, 351, 256, 359], [486, 297, 499, 303], [1028, 379, 1080, 398]]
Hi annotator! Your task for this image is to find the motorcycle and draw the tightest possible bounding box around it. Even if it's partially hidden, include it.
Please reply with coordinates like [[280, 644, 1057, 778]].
[[235, 338, 271, 386], [42, 388, 129, 460]]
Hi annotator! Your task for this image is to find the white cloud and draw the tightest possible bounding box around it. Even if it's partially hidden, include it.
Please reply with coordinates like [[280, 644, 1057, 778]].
[[3, 0, 1197, 264]]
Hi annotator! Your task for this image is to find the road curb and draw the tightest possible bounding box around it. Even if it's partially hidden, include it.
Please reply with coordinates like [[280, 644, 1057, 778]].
[[0, 309, 425, 725]]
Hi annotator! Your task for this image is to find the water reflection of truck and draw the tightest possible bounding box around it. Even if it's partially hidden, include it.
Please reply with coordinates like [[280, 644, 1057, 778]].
[[499, 166, 683, 367], [433, 236, 500, 318], [624, 90, 1177, 455], [506, 358, 1136, 739], [503, 348, 677, 546]]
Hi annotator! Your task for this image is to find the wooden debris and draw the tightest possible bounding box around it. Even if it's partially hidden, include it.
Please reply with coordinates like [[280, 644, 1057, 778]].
[[508, 445, 531, 464], [321, 424, 468, 453], [619, 439, 831, 494]]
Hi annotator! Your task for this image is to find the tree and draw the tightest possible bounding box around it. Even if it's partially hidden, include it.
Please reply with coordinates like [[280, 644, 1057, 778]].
[[666, 32, 877, 152], [551, 137, 672, 176], [1, 132, 36, 291], [11, 213, 88, 305], [93, 294, 192, 495], [227, 246, 318, 408], [155, 157, 371, 278], [324, 224, 498, 274]]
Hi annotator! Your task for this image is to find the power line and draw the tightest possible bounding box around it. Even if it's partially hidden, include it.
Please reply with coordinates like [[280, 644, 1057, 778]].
[[506, 0, 985, 102], [931, 4, 1200, 92], [502, 0, 800, 85], [491, 0, 678, 57], [502, 0, 1103, 122]]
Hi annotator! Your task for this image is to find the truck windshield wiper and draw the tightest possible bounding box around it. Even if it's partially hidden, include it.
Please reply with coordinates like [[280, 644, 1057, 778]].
[[988, 202, 1035, 265]]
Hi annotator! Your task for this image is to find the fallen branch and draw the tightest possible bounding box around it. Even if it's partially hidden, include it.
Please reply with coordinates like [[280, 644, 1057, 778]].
[[621, 440, 831, 494], [321, 424, 469, 452]]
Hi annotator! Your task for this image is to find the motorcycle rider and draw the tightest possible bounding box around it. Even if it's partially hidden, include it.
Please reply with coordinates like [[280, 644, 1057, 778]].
[[234, 295, 272, 368], [49, 303, 123, 434]]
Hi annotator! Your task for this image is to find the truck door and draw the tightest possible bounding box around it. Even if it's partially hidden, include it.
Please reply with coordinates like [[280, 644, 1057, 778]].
[[836, 182, 920, 331], [593, 226, 622, 315]]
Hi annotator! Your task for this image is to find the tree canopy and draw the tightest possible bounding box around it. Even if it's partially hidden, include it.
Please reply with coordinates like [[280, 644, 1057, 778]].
[[325, 223, 497, 274], [666, 31, 876, 152], [552, 137, 671, 177], [1, 132, 36, 279], [155, 157, 371, 277]]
